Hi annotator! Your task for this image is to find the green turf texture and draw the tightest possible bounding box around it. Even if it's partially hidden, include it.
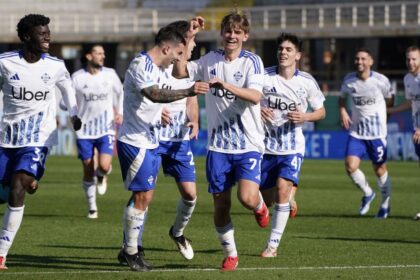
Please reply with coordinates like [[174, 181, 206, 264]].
[[1, 157, 419, 279]]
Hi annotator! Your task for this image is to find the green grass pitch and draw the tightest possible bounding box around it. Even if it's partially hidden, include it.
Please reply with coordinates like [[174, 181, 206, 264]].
[[1, 156, 420, 279]]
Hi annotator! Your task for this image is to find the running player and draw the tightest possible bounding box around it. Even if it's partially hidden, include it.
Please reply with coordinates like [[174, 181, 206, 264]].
[[260, 33, 326, 257], [339, 48, 394, 218], [0, 14, 81, 269], [173, 12, 269, 271]]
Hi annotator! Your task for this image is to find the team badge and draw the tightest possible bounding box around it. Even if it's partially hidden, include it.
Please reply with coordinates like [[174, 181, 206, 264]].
[[233, 71, 243, 81], [41, 73, 51, 84], [296, 88, 306, 97]]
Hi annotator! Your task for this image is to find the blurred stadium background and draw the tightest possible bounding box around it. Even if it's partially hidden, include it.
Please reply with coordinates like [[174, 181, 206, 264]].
[[0, 0, 419, 160]]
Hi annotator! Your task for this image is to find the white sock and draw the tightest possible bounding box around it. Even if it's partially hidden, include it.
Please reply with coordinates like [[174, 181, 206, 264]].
[[82, 180, 97, 211], [123, 206, 146, 255], [267, 203, 290, 249], [349, 169, 373, 196], [172, 197, 196, 237], [216, 223, 237, 258], [137, 210, 148, 248], [0, 205, 24, 256], [97, 165, 112, 177], [377, 171, 391, 208], [254, 191, 264, 211]]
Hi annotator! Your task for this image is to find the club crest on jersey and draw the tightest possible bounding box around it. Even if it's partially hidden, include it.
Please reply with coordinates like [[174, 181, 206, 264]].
[[41, 73, 51, 84], [233, 71, 243, 81], [296, 88, 306, 97]]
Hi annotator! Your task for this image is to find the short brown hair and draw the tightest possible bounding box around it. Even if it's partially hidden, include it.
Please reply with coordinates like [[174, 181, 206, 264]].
[[220, 11, 250, 35], [406, 45, 419, 54]]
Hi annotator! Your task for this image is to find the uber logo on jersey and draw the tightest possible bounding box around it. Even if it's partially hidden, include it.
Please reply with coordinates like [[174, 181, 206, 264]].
[[161, 83, 172, 90], [84, 93, 107, 101], [211, 88, 237, 100], [12, 87, 49, 101], [233, 71, 243, 81], [41, 73, 51, 84], [352, 96, 376, 106], [267, 96, 300, 111]]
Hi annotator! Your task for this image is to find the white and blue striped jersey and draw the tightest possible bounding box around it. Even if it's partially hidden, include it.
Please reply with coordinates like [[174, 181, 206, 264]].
[[72, 67, 123, 139], [262, 67, 325, 155], [403, 72, 420, 130], [187, 49, 265, 154], [340, 71, 394, 140], [0, 50, 78, 148], [117, 51, 164, 149], [159, 65, 194, 142]]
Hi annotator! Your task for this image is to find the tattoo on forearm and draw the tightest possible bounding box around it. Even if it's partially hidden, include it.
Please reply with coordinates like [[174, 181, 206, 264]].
[[142, 85, 193, 103]]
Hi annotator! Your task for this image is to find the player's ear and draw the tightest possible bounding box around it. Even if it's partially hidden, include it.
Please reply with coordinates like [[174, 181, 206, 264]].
[[242, 32, 249, 42], [86, 53, 92, 62], [22, 33, 30, 42], [162, 44, 170, 55]]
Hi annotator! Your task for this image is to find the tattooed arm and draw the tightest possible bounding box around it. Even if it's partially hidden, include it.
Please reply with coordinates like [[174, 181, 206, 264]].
[[141, 81, 209, 103]]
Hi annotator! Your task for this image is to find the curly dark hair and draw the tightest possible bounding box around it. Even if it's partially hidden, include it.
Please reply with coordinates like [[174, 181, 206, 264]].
[[17, 14, 50, 42]]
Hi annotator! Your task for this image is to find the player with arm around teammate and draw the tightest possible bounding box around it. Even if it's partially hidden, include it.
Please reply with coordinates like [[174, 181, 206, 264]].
[[70, 44, 123, 219], [173, 12, 269, 271], [339, 48, 394, 218], [259, 33, 326, 257], [0, 14, 81, 269], [116, 25, 208, 272]]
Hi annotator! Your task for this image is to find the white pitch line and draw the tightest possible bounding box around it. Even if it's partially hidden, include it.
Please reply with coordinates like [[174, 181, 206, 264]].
[[1, 264, 420, 275]]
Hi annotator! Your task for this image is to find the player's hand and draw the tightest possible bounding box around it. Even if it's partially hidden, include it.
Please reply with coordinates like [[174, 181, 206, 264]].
[[261, 107, 274, 123], [413, 129, 420, 144], [340, 112, 352, 130], [209, 78, 225, 89], [71, 116, 82, 131], [190, 81, 209, 96], [187, 121, 199, 140], [287, 110, 306, 124], [161, 107, 172, 126], [188, 16, 205, 37]]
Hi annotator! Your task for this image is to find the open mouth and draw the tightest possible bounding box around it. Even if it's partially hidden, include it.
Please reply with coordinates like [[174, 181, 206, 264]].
[[41, 42, 49, 49]]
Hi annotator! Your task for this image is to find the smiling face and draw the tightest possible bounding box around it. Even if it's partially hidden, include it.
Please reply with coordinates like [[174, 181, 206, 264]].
[[26, 25, 50, 54], [354, 51, 373, 74], [221, 25, 248, 54], [277, 40, 301, 69], [406, 49, 420, 74], [161, 42, 185, 69]]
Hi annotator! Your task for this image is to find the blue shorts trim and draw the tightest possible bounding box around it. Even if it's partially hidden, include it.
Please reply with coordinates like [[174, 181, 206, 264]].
[[77, 135, 114, 161], [260, 154, 303, 190], [117, 141, 160, 192], [158, 141, 195, 183], [0, 146, 49, 184], [206, 151, 262, 194], [345, 135, 387, 164]]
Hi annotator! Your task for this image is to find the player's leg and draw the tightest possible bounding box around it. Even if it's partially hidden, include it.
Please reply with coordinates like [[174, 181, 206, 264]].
[[213, 190, 238, 271], [345, 137, 375, 215], [289, 185, 298, 218], [77, 139, 98, 218], [206, 151, 238, 271], [161, 141, 197, 260], [261, 154, 301, 258], [414, 142, 420, 220], [117, 141, 159, 271], [235, 152, 269, 228], [96, 135, 114, 195], [0, 147, 48, 269], [367, 138, 391, 218]]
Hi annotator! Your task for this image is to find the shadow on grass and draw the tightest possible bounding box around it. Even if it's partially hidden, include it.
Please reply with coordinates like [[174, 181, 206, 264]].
[[7, 254, 126, 270], [293, 235, 420, 244], [294, 213, 413, 220]]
